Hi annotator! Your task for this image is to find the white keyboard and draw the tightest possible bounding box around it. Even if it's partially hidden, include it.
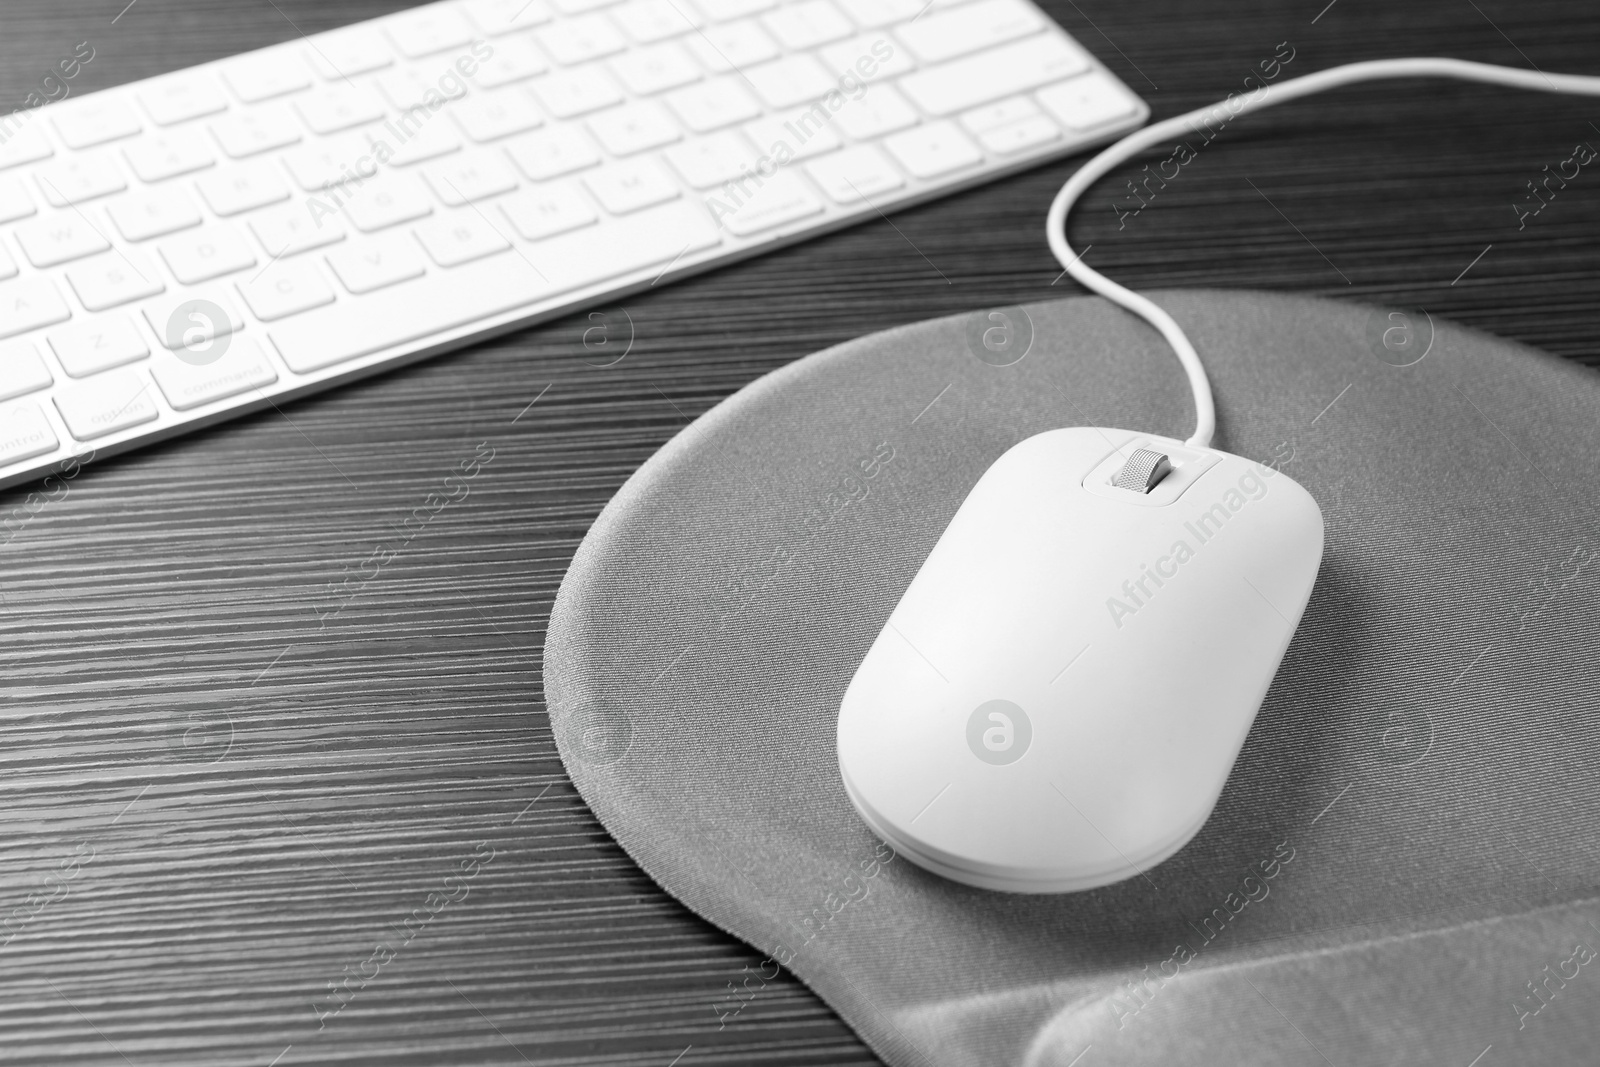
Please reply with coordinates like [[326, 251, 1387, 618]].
[[0, 0, 1145, 491]]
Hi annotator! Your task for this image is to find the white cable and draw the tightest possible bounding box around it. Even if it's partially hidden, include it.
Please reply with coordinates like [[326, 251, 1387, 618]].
[[1048, 58, 1600, 449]]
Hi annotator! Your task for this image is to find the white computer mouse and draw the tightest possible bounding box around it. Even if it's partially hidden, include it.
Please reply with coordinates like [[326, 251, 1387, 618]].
[[836, 427, 1324, 893]]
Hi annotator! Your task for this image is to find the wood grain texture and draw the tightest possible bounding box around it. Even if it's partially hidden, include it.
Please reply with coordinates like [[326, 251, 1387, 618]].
[[1, 0, 1597, 1063]]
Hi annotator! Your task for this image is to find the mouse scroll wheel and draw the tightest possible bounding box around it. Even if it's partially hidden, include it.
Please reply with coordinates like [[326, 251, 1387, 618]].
[[1111, 448, 1174, 494]]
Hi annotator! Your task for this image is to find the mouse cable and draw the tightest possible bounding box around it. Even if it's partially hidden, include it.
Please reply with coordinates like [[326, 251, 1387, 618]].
[[1046, 58, 1600, 449]]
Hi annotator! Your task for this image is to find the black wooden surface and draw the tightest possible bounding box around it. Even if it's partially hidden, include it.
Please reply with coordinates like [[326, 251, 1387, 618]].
[[2, 1, 1598, 1064]]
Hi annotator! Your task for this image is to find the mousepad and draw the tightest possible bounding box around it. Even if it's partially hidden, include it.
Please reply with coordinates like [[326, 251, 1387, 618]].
[[543, 289, 1600, 1066]]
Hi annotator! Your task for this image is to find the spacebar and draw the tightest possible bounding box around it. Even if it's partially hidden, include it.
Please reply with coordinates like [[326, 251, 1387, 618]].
[[269, 202, 721, 375], [269, 253, 555, 373]]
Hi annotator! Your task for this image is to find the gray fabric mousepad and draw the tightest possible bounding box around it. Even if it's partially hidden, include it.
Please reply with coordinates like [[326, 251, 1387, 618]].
[[543, 290, 1600, 1066]]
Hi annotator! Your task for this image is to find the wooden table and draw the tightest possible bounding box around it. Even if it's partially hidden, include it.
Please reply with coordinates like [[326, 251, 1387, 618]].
[[2, 1, 1596, 1063]]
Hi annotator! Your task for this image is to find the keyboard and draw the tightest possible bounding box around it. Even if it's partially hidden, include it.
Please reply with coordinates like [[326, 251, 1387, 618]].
[[0, 0, 1146, 492]]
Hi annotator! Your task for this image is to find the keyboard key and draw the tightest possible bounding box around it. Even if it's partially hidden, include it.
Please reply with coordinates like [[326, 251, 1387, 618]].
[[532, 68, 625, 118], [151, 335, 278, 410], [196, 160, 292, 215], [588, 100, 681, 155], [664, 131, 759, 189], [281, 134, 374, 191], [414, 213, 514, 266], [250, 202, 347, 257], [894, 0, 1042, 63], [705, 167, 822, 234], [584, 158, 679, 214], [210, 105, 303, 158], [697, 0, 775, 18], [386, 6, 477, 58], [450, 87, 545, 142], [472, 36, 551, 87], [610, 42, 702, 96], [977, 115, 1059, 154], [342, 172, 434, 232], [538, 15, 628, 65], [507, 126, 601, 180], [745, 109, 840, 161], [375, 68, 470, 111], [883, 120, 982, 178], [269, 253, 554, 372], [1035, 71, 1140, 131], [825, 34, 915, 78], [269, 201, 714, 373], [0, 401, 59, 463], [763, 0, 853, 51], [51, 98, 142, 149], [0, 174, 37, 224], [422, 152, 521, 205], [123, 128, 217, 182], [818, 34, 915, 78], [325, 231, 428, 293], [611, 0, 702, 42], [463, 0, 556, 33], [899, 35, 1089, 115], [50, 315, 151, 378], [295, 84, 386, 135], [685, 20, 778, 74], [307, 29, 395, 79], [378, 120, 462, 166], [159, 224, 257, 283], [805, 144, 903, 202], [833, 0, 921, 27], [65, 249, 166, 311], [221, 54, 313, 103], [745, 56, 835, 109], [16, 216, 110, 268], [500, 182, 597, 239], [834, 84, 919, 140], [138, 75, 230, 126], [523, 198, 718, 288], [35, 154, 127, 207], [237, 259, 337, 321], [0, 243, 17, 282], [144, 291, 246, 349], [0, 340, 53, 401], [555, 0, 627, 13], [665, 77, 761, 132], [54, 369, 160, 441], [959, 94, 1041, 133], [0, 124, 53, 171]]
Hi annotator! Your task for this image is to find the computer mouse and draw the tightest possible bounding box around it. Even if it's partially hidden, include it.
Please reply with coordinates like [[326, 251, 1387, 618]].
[[836, 427, 1323, 892]]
